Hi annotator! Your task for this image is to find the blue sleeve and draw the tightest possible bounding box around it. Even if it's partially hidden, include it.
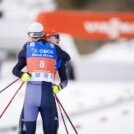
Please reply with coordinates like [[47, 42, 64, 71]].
[[18, 43, 27, 60], [12, 44, 27, 77], [55, 59, 62, 70], [56, 45, 71, 62], [58, 60, 68, 88], [12, 59, 26, 78]]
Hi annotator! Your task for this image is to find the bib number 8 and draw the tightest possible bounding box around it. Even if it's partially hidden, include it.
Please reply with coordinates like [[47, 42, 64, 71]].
[[40, 60, 45, 68]]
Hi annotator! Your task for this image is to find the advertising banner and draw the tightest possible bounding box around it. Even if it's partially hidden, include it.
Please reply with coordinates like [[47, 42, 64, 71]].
[[36, 10, 134, 40]]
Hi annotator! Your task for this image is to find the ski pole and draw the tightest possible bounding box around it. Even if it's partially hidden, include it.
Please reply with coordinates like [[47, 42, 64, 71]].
[[55, 95, 78, 134], [55, 95, 69, 134], [0, 78, 20, 93], [0, 82, 24, 118]]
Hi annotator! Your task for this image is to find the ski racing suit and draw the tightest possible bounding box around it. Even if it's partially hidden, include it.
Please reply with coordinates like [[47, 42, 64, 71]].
[[12, 39, 70, 134]]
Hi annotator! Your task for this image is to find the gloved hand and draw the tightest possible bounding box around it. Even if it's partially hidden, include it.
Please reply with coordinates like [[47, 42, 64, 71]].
[[52, 84, 63, 94], [21, 73, 32, 82]]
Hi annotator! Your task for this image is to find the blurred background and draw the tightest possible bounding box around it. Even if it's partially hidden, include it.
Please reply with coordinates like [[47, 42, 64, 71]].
[[0, 0, 134, 134]]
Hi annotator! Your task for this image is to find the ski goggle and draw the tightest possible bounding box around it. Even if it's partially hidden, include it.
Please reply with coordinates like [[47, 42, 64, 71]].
[[27, 31, 44, 37], [53, 34, 60, 39]]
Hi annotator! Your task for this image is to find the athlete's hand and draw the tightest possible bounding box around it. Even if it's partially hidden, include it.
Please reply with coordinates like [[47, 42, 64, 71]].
[[52, 84, 62, 94], [21, 73, 31, 82]]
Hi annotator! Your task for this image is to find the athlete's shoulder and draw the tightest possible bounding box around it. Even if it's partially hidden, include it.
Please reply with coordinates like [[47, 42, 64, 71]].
[[18, 43, 27, 60], [55, 45, 71, 61]]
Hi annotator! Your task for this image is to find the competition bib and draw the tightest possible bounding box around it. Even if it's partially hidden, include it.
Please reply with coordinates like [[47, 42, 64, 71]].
[[26, 42, 57, 82]]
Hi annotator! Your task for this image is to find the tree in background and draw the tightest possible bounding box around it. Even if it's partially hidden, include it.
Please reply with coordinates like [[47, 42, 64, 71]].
[[56, 0, 134, 11]]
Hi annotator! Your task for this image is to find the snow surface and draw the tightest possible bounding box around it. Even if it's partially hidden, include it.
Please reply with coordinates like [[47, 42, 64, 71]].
[[0, 61, 134, 134], [82, 39, 134, 63], [76, 39, 134, 81]]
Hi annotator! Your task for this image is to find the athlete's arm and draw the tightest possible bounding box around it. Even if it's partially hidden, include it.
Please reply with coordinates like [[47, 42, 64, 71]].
[[56, 45, 71, 62], [58, 60, 68, 89], [18, 43, 27, 60], [12, 44, 27, 78], [12, 59, 26, 78]]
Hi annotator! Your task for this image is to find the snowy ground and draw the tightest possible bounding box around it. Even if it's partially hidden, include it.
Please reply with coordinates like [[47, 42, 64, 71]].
[[76, 39, 134, 81], [0, 61, 134, 134]]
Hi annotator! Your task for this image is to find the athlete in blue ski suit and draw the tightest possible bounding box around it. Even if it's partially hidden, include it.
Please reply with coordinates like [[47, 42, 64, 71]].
[[12, 22, 70, 134]]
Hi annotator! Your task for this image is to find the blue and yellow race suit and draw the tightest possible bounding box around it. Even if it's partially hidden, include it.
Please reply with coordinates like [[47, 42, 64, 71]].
[[12, 39, 70, 134]]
